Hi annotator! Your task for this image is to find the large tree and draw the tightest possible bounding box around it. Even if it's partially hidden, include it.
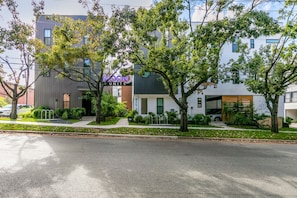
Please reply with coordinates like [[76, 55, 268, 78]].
[[37, 0, 134, 123], [0, 0, 44, 119], [230, 0, 297, 133], [130, 0, 278, 132]]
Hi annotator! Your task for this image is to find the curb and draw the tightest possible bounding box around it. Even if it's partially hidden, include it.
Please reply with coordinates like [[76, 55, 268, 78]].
[[1, 130, 297, 144]]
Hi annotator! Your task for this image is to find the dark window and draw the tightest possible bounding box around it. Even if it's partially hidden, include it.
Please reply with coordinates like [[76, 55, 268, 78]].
[[156, 98, 164, 114], [141, 98, 148, 114], [250, 39, 254, 48], [197, 98, 202, 108], [44, 29, 51, 46]]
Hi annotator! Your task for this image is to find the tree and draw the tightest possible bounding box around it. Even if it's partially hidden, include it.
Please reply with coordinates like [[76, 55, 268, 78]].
[[230, 1, 297, 133], [37, 0, 134, 123], [0, 0, 44, 119], [130, 0, 278, 132]]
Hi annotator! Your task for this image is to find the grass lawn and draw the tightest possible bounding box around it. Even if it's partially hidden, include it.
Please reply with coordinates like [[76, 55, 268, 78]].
[[88, 117, 121, 125], [1, 122, 297, 140]]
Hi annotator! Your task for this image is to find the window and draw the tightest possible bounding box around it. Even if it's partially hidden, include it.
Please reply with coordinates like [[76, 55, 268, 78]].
[[63, 93, 70, 109], [141, 98, 148, 114], [44, 29, 51, 46], [197, 98, 202, 108], [250, 39, 254, 49], [266, 39, 279, 44], [285, 93, 291, 103], [231, 69, 240, 84], [292, 92, 297, 102], [232, 37, 239, 52], [83, 35, 90, 44], [156, 98, 164, 114], [83, 58, 91, 76]]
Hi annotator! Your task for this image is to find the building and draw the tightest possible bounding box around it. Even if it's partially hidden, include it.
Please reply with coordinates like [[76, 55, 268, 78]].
[[285, 84, 297, 121], [34, 15, 132, 114], [132, 35, 285, 120], [0, 82, 34, 106]]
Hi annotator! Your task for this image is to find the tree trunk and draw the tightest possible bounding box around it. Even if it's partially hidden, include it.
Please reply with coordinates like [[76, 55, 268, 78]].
[[95, 93, 101, 124], [180, 107, 188, 132], [270, 100, 279, 133], [10, 85, 18, 119]]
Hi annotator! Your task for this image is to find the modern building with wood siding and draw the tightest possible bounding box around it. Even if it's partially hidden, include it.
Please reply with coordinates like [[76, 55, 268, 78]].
[[133, 35, 285, 121]]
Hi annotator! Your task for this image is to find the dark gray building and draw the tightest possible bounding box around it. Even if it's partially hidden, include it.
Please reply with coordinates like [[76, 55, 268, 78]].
[[35, 15, 95, 114]]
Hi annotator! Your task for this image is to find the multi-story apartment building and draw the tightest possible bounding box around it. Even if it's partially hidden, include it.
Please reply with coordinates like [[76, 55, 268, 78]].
[[35, 15, 133, 115], [133, 35, 285, 121], [35, 15, 284, 120]]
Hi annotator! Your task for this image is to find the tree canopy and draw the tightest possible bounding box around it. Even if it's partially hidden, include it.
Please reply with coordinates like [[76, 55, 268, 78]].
[[229, 0, 297, 132], [129, 0, 278, 131], [0, 0, 44, 119], [37, 0, 135, 123]]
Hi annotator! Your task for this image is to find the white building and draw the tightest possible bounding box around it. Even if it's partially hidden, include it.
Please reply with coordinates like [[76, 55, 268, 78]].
[[285, 84, 297, 121], [132, 35, 285, 121]]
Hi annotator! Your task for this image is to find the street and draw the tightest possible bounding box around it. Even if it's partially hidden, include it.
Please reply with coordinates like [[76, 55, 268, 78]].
[[0, 134, 297, 197]]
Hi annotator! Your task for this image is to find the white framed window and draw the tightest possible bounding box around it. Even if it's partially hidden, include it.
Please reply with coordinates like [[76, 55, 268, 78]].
[[44, 29, 51, 46]]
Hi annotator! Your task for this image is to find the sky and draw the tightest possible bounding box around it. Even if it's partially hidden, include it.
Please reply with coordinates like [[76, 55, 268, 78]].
[[1, 0, 152, 24]]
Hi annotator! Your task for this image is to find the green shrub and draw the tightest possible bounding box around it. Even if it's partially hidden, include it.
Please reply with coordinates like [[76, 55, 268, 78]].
[[32, 109, 43, 119], [203, 115, 211, 125], [192, 114, 204, 124], [71, 107, 86, 119], [62, 111, 68, 120], [134, 115, 143, 123], [143, 116, 150, 125], [285, 116, 293, 125], [55, 108, 64, 118], [19, 111, 33, 118], [127, 110, 138, 121], [166, 111, 178, 124], [228, 112, 257, 126], [115, 102, 128, 117]]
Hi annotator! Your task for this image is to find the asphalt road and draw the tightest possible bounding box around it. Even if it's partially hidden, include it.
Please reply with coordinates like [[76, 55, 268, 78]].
[[0, 134, 297, 198]]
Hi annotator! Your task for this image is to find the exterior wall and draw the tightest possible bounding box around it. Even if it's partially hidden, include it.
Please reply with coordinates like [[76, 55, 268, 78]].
[[133, 34, 285, 118], [34, 70, 83, 109], [0, 83, 34, 106], [35, 15, 88, 110], [284, 84, 297, 120]]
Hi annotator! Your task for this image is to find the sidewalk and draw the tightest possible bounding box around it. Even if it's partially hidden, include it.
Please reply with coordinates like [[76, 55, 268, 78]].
[[0, 117, 234, 130]]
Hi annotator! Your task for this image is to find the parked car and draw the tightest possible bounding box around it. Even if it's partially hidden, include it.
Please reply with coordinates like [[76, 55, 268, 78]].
[[0, 104, 32, 117], [206, 109, 222, 121]]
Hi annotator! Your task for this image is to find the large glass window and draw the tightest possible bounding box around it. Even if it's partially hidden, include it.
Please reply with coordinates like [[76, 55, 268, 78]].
[[63, 93, 70, 109], [141, 98, 148, 114], [156, 98, 164, 114], [44, 29, 51, 46]]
